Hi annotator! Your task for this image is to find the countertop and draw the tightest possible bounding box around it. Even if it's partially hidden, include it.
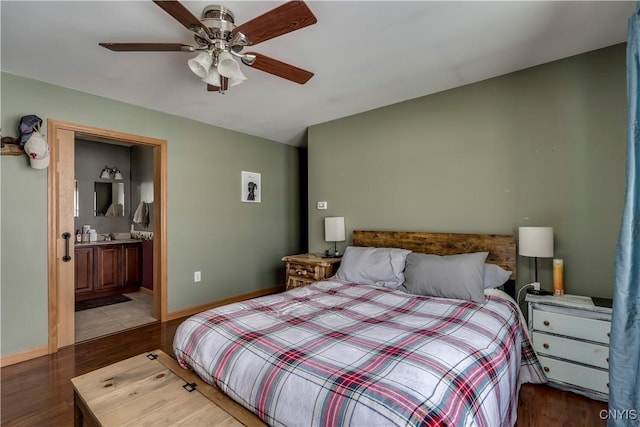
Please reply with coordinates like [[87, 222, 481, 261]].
[[75, 239, 144, 246], [525, 293, 613, 315]]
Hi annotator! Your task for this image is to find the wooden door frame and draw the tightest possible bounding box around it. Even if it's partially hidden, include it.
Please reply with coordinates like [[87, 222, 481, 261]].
[[47, 120, 168, 352]]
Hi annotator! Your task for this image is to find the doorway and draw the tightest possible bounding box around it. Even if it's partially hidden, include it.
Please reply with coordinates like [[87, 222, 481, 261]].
[[73, 138, 155, 342], [47, 120, 168, 352]]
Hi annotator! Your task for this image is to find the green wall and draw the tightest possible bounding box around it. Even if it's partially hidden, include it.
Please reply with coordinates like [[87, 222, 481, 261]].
[[308, 44, 626, 299], [1, 73, 301, 356]]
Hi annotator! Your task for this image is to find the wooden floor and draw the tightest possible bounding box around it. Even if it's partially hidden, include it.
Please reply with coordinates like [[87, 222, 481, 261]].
[[1, 318, 608, 427]]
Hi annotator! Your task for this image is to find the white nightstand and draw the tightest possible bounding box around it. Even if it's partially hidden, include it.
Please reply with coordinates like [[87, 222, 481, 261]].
[[526, 293, 612, 401]]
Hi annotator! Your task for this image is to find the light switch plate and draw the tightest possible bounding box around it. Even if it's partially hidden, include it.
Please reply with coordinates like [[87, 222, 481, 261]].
[[317, 201, 327, 210]]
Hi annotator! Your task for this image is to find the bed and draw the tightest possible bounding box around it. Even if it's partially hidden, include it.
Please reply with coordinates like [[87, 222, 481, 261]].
[[173, 231, 546, 426]]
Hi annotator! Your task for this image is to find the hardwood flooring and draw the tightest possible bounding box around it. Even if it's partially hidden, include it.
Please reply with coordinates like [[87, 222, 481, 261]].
[[516, 383, 607, 427], [2, 318, 607, 427], [1, 318, 181, 427]]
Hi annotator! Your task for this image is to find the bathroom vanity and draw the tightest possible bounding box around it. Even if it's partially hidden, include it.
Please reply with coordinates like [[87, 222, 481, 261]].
[[75, 240, 142, 301]]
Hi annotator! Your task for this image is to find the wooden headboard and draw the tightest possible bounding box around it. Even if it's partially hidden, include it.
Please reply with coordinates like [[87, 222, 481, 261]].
[[352, 230, 516, 279]]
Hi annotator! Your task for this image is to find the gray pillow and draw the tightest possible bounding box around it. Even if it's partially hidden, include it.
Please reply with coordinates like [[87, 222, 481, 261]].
[[483, 263, 512, 289], [403, 252, 489, 303], [334, 246, 412, 289]]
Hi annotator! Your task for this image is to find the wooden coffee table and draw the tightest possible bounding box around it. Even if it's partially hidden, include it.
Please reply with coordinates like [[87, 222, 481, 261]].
[[71, 350, 264, 426]]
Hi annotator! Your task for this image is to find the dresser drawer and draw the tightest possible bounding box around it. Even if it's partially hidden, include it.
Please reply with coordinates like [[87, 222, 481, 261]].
[[532, 309, 610, 344], [287, 276, 315, 290], [532, 332, 609, 369], [538, 355, 609, 395], [283, 254, 341, 292], [287, 262, 319, 280]]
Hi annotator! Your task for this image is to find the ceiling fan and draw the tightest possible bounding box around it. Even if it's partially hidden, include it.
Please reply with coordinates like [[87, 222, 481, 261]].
[[99, 1, 317, 94]]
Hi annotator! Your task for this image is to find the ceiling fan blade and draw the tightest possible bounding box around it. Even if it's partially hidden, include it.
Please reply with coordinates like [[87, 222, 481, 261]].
[[245, 52, 313, 84], [153, 1, 212, 38], [232, 1, 317, 46], [207, 84, 219, 91], [99, 43, 194, 52]]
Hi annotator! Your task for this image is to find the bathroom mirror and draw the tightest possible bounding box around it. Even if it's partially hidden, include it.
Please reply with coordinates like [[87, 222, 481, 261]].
[[74, 180, 79, 217], [94, 182, 125, 216]]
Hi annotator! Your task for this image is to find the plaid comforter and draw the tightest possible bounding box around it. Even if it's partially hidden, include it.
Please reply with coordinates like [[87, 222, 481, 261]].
[[174, 280, 546, 427]]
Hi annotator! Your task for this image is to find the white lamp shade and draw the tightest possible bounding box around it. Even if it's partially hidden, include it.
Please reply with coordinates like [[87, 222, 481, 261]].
[[519, 226, 554, 257], [204, 68, 221, 86], [204, 68, 245, 88], [100, 167, 111, 179], [188, 52, 212, 79], [325, 217, 345, 242], [217, 51, 246, 79], [231, 67, 247, 82]]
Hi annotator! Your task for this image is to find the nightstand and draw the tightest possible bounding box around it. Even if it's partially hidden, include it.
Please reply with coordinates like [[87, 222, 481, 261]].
[[281, 253, 341, 291], [526, 293, 612, 401]]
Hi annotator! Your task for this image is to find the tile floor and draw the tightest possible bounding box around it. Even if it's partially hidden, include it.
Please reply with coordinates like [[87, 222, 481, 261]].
[[75, 291, 157, 343]]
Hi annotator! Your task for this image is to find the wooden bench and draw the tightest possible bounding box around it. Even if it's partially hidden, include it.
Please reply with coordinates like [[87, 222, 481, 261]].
[[71, 350, 265, 426]]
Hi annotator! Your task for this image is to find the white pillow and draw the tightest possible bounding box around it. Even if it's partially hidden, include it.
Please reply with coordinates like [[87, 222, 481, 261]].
[[403, 252, 489, 303], [483, 263, 512, 289], [334, 246, 412, 289]]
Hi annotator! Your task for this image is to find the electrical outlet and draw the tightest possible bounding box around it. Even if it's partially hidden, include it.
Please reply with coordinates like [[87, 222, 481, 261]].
[[317, 201, 327, 210], [194, 271, 201, 282], [533, 282, 540, 291]]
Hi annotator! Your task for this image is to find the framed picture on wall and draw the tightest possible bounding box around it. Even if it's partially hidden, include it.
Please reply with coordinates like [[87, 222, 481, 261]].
[[241, 171, 261, 203]]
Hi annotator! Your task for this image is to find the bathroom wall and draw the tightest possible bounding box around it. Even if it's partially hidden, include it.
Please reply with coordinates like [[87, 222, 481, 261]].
[[130, 145, 154, 232], [74, 139, 131, 233]]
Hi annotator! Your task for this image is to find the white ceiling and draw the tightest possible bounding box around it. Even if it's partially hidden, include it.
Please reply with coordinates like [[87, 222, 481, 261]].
[[1, 1, 634, 146]]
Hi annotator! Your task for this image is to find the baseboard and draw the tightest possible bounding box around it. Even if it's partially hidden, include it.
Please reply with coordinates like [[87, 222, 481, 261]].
[[166, 285, 285, 321], [1, 344, 49, 367], [139, 287, 153, 296]]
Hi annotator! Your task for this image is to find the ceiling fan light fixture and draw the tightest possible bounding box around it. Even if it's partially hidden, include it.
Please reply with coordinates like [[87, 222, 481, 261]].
[[188, 52, 213, 79], [231, 67, 248, 82], [217, 51, 243, 78], [241, 54, 257, 66], [204, 68, 221, 86], [229, 75, 247, 87], [204, 67, 245, 89], [230, 32, 251, 51]]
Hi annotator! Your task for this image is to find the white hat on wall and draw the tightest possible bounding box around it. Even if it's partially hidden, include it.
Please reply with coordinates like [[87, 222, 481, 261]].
[[24, 132, 50, 169]]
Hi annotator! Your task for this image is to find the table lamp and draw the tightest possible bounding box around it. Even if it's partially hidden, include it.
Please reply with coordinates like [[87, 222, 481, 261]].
[[518, 226, 554, 287], [324, 217, 345, 257]]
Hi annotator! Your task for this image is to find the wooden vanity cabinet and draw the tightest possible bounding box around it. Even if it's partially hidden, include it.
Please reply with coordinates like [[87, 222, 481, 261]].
[[74, 246, 96, 295], [122, 243, 141, 287], [75, 242, 142, 301], [96, 245, 122, 291]]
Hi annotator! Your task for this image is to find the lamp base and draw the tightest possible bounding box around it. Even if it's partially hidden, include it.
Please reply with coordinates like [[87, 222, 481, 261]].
[[322, 249, 342, 258]]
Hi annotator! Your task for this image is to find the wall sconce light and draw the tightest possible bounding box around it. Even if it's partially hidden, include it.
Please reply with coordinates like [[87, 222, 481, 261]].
[[100, 166, 123, 180], [324, 217, 346, 257]]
